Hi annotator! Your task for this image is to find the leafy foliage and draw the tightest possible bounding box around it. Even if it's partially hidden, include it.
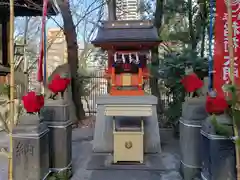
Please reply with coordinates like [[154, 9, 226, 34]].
[[0, 99, 23, 132], [211, 114, 233, 137], [211, 84, 240, 147], [0, 83, 24, 132], [150, 48, 208, 124], [77, 67, 92, 97], [47, 169, 72, 180], [0, 84, 10, 98], [141, 0, 210, 126]]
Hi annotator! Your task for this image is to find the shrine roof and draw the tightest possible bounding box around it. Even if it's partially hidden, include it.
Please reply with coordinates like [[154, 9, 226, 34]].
[[0, 0, 58, 17], [0, 64, 10, 75], [91, 20, 160, 44]]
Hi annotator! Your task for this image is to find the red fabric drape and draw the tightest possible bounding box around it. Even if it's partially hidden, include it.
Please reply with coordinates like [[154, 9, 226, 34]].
[[206, 95, 228, 114], [181, 73, 203, 92], [37, 0, 48, 82], [22, 91, 44, 113]]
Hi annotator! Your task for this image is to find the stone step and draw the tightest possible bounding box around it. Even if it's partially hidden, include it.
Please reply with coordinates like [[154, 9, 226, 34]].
[[87, 153, 180, 171], [89, 170, 182, 180]]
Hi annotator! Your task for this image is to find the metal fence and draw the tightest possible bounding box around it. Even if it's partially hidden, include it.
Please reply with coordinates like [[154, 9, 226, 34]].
[[79, 68, 107, 116], [79, 67, 173, 119]]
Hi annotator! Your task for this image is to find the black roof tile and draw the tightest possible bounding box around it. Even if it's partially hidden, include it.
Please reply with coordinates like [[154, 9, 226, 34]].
[[92, 20, 160, 44]]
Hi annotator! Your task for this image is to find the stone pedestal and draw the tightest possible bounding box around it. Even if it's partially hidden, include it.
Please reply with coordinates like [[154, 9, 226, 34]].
[[180, 98, 208, 180], [93, 95, 161, 153], [40, 99, 72, 175], [12, 114, 50, 180], [201, 114, 236, 180]]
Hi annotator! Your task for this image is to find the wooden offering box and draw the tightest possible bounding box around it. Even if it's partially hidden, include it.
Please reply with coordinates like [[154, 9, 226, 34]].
[[113, 117, 144, 163]]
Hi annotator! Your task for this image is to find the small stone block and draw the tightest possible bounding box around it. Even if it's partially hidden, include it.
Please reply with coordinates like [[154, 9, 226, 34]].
[[40, 99, 69, 122], [48, 120, 72, 171]]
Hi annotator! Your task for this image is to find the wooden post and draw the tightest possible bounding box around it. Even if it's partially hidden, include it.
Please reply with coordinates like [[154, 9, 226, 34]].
[[226, 0, 240, 179]]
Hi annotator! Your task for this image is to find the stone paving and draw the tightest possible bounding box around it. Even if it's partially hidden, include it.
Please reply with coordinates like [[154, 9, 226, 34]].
[[0, 128, 183, 180], [0, 132, 8, 180], [71, 128, 183, 180]]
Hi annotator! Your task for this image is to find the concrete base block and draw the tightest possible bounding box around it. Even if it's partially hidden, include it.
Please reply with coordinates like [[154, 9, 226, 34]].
[[92, 95, 161, 153]]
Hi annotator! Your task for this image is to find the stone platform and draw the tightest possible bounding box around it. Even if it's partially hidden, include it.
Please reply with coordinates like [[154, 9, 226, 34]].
[[0, 128, 183, 180], [87, 153, 179, 171], [93, 95, 161, 153]]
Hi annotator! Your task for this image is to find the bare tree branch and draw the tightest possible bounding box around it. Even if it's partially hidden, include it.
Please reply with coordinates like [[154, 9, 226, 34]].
[[27, 0, 106, 71]]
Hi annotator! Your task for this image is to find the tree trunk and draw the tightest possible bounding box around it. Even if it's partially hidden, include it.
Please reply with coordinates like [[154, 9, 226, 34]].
[[106, 0, 116, 92], [150, 47, 164, 120], [200, 0, 207, 57], [188, 0, 196, 50], [151, 0, 164, 126], [58, 0, 85, 120], [23, 17, 31, 94]]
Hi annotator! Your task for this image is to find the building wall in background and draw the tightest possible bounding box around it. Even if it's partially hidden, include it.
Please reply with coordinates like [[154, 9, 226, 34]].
[[47, 28, 67, 77], [116, 0, 140, 20]]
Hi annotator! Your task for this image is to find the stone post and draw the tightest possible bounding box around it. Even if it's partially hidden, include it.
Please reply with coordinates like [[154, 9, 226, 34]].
[[12, 114, 50, 180], [40, 99, 72, 178], [201, 113, 236, 180], [180, 98, 208, 180]]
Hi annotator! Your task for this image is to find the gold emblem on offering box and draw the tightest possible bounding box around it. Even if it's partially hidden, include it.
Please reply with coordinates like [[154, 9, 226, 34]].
[[125, 141, 133, 149]]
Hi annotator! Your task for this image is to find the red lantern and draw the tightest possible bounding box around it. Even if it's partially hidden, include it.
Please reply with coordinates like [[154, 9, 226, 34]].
[[22, 91, 44, 113], [48, 74, 71, 94], [181, 73, 203, 92], [206, 95, 228, 114]]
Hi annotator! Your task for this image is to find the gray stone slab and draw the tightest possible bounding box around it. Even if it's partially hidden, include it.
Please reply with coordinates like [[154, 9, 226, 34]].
[[160, 171, 183, 180], [96, 95, 158, 105], [0, 132, 9, 180], [90, 170, 154, 180], [40, 99, 70, 122], [89, 170, 183, 180], [0, 156, 8, 180], [87, 153, 180, 171], [71, 138, 93, 180], [0, 131, 9, 149], [72, 128, 93, 142], [70, 128, 183, 180]]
